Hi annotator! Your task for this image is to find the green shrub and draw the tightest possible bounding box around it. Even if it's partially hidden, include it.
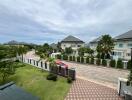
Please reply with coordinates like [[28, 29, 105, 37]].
[[127, 60, 132, 69], [72, 56, 75, 61], [15, 59, 20, 62], [57, 55, 61, 59], [67, 77, 72, 83], [81, 57, 84, 63], [77, 56, 80, 62], [90, 57, 94, 64], [96, 58, 101, 66], [63, 55, 68, 60], [102, 59, 107, 66], [117, 59, 123, 69], [110, 60, 116, 68], [69, 56, 72, 61], [86, 57, 89, 63], [46, 73, 57, 81]]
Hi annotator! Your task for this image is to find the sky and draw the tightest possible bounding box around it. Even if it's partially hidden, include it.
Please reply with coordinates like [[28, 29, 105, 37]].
[[0, 0, 132, 44]]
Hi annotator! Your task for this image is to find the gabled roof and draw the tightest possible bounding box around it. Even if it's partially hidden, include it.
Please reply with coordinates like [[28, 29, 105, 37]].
[[61, 35, 84, 43], [0, 82, 39, 100], [50, 43, 57, 49], [89, 36, 102, 43], [115, 30, 132, 40]]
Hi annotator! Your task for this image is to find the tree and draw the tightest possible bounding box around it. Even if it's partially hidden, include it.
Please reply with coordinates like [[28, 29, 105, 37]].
[[65, 47, 73, 55], [78, 47, 94, 57], [57, 42, 62, 52], [0, 60, 16, 84], [17, 46, 29, 62], [97, 35, 114, 59], [78, 47, 86, 56]]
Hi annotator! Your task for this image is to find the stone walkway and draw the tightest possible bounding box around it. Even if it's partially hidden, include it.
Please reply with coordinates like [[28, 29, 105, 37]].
[[65, 79, 123, 100]]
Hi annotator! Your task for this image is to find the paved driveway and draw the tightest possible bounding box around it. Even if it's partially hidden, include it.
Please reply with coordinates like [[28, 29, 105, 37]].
[[62, 61, 129, 89], [65, 79, 123, 100]]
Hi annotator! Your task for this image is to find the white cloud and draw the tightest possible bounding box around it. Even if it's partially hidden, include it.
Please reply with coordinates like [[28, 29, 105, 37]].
[[0, 0, 132, 44]]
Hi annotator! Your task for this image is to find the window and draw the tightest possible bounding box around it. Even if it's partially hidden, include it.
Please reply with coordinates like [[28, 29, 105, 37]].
[[127, 53, 131, 56], [78, 45, 81, 47], [119, 44, 123, 48], [128, 43, 132, 47]]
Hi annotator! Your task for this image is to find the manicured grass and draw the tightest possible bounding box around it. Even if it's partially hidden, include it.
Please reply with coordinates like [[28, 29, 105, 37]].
[[8, 63, 71, 100]]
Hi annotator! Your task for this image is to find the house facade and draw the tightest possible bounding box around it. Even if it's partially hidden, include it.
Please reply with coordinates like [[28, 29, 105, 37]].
[[89, 30, 132, 60], [112, 30, 132, 60], [61, 35, 84, 55]]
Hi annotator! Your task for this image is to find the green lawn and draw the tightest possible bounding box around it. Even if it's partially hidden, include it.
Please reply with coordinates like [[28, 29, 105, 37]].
[[8, 63, 71, 100]]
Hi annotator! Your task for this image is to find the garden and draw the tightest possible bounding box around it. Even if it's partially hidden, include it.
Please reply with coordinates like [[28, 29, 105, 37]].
[[0, 62, 71, 100]]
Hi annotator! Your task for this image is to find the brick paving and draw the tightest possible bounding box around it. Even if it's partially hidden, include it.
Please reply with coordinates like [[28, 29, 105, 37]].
[[65, 79, 123, 100]]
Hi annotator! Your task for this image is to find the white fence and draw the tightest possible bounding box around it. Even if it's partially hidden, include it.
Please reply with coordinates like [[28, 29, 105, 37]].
[[19, 57, 50, 71]]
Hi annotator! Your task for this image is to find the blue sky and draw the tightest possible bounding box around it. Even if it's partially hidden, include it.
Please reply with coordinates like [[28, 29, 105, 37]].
[[0, 0, 132, 44]]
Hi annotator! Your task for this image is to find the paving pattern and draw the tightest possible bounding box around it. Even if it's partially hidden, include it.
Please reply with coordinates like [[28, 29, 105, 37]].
[[65, 79, 123, 100]]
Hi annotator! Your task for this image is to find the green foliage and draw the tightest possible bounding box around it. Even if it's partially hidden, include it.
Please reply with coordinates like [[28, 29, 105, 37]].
[[67, 77, 72, 83], [46, 73, 58, 81], [0, 60, 16, 83], [72, 56, 75, 61], [69, 56, 72, 61], [63, 55, 68, 60], [86, 57, 89, 63], [96, 53, 101, 58], [78, 47, 94, 57], [117, 59, 123, 69], [64, 47, 73, 55], [128, 69, 132, 85], [57, 55, 61, 59], [77, 56, 80, 62], [97, 35, 114, 59], [110, 60, 116, 68], [90, 57, 94, 64], [96, 59, 101, 66], [127, 60, 132, 69], [78, 47, 87, 56], [36, 43, 53, 58], [102, 59, 107, 66], [81, 57, 84, 63]]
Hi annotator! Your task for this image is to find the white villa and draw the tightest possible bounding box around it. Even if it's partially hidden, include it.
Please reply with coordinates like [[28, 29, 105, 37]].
[[61, 35, 84, 55], [89, 30, 132, 60]]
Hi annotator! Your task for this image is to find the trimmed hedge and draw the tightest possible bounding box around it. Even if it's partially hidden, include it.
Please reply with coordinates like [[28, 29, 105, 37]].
[[46, 73, 58, 81], [56, 55, 61, 59], [127, 60, 132, 69], [72, 56, 75, 61], [102, 59, 107, 66], [110, 60, 116, 68], [63, 55, 68, 60], [90, 57, 94, 64], [96, 59, 101, 66], [67, 77, 72, 83], [77, 56, 80, 62], [69, 56, 72, 61], [86, 57, 89, 63], [117, 59, 123, 69], [81, 57, 84, 63]]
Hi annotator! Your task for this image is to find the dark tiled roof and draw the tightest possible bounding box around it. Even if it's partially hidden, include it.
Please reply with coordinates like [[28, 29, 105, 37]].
[[89, 36, 102, 43], [115, 30, 132, 40], [61, 35, 84, 43], [0, 82, 39, 100], [50, 43, 57, 49]]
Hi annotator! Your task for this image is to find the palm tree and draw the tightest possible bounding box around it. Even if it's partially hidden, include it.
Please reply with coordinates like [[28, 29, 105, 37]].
[[97, 35, 114, 59], [16, 46, 28, 62]]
